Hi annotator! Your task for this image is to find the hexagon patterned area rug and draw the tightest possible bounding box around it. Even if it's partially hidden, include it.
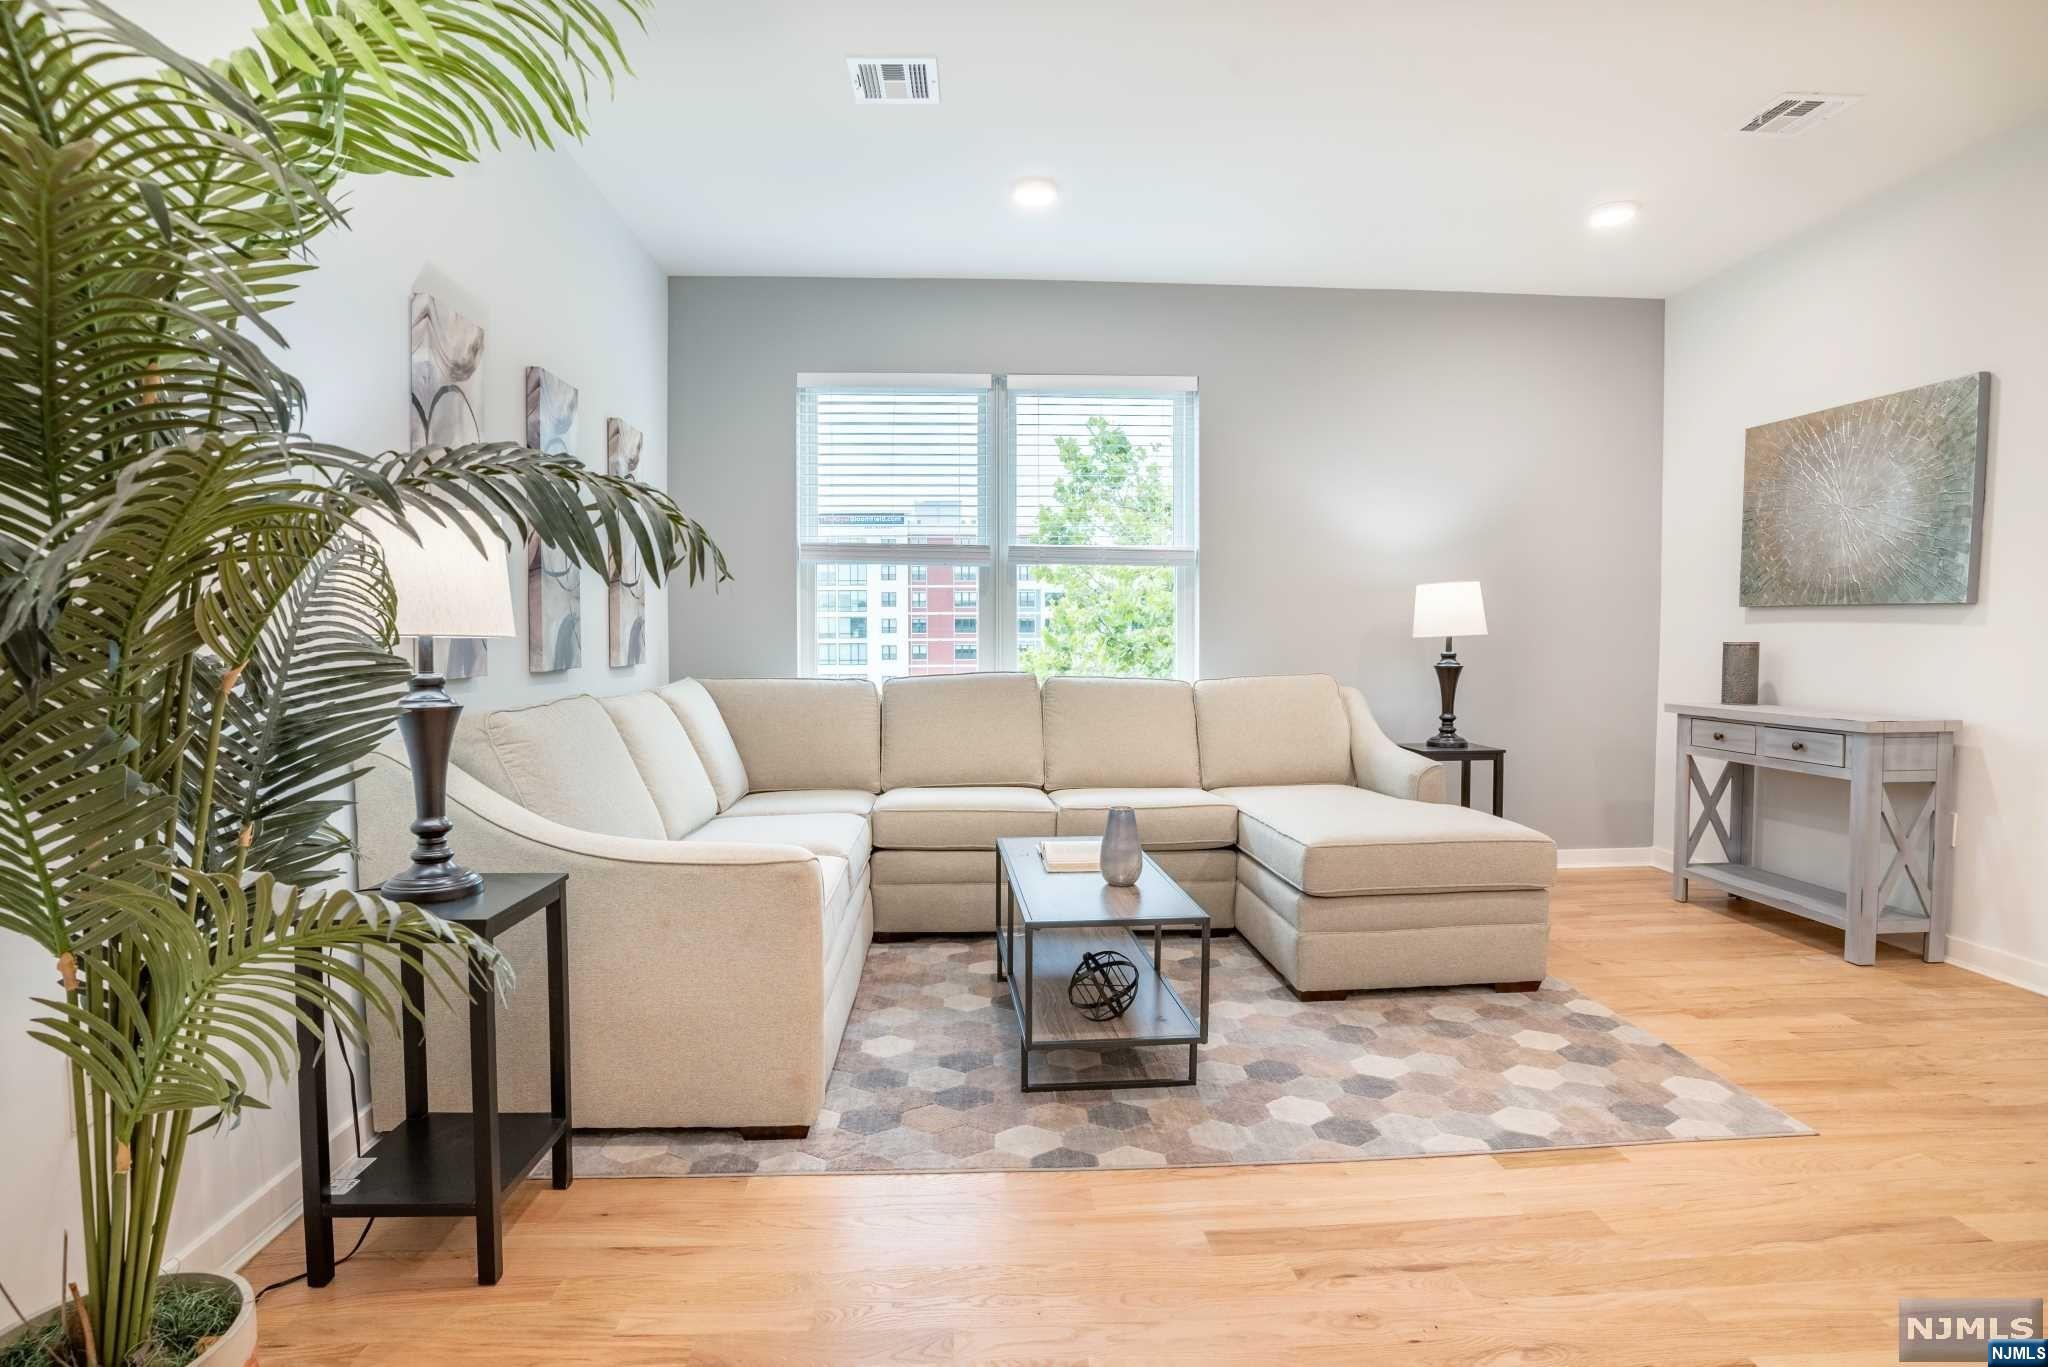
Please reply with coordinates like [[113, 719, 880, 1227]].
[[569, 937, 1809, 1176]]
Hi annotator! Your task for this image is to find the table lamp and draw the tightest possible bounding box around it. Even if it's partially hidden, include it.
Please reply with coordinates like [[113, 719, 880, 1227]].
[[1412, 581, 1487, 749], [361, 515, 517, 902]]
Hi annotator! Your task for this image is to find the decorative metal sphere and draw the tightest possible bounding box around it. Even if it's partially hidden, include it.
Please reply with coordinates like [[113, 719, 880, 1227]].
[[1068, 949, 1140, 1021]]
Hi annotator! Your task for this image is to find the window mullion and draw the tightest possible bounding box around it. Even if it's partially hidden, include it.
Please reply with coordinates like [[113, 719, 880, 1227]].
[[991, 375, 1016, 672]]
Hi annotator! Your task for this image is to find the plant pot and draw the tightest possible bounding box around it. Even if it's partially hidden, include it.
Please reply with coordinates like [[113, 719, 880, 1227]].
[[0, 1270, 258, 1367]]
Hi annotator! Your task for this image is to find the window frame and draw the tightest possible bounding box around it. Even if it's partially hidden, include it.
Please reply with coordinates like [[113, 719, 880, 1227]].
[[797, 373, 1198, 678]]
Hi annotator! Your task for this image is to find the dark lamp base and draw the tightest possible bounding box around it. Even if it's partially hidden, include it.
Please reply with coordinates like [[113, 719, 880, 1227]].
[[381, 862, 485, 903], [1431, 637, 1471, 751], [385, 666, 486, 906]]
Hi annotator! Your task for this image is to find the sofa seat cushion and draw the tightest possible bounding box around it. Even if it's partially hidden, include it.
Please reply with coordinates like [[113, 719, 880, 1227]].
[[724, 789, 876, 818], [871, 786, 1057, 850], [685, 812, 871, 882], [1237, 855, 1548, 934], [816, 854, 861, 966], [1215, 785, 1557, 896], [1049, 788, 1238, 850]]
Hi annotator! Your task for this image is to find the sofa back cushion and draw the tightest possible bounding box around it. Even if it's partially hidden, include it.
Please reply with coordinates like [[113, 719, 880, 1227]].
[[1193, 674, 1353, 789], [599, 692, 720, 837], [657, 678, 750, 809], [1041, 676, 1200, 789], [882, 673, 1043, 789], [702, 678, 881, 794], [450, 694, 665, 838]]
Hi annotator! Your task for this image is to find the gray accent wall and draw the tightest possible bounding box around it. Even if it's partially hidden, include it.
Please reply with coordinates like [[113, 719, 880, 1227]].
[[668, 277, 1663, 849]]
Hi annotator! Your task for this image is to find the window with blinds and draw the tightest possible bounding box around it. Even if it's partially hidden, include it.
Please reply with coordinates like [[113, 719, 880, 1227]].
[[796, 380, 991, 550], [796, 374, 1197, 682]]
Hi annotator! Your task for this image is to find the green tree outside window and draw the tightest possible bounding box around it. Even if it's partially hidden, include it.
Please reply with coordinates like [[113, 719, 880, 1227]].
[[1019, 418, 1178, 680]]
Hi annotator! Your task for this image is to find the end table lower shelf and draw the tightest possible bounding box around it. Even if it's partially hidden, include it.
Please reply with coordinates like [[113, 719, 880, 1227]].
[[324, 1112, 568, 1218]]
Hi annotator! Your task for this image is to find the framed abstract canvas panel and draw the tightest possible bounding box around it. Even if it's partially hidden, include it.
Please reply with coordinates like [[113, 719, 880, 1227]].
[[606, 418, 648, 668], [407, 292, 488, 677], [525, 366, 583, 672], [1740, 372, 1990, 607]]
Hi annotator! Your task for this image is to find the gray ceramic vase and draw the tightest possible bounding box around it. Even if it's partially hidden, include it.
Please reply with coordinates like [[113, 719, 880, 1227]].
[[1101, 805, 1142, 887]]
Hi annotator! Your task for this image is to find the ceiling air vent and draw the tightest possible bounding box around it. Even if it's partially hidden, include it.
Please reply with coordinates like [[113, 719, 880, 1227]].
[[848, 57, 939, 104], [1739, 92, 1860, 137]]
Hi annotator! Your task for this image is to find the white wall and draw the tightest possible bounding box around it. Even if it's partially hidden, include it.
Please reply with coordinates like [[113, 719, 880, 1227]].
[[669, 278, 1666, 853], [1655, 117, 2048, 989], [2, 5, 675, 1298]]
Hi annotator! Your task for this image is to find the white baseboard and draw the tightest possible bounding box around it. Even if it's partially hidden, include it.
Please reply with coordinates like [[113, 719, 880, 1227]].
[[1557, 847, 1660, 869], [1645, 849, 2045, 999], [171, 1104, 372, 1277], [1944, 936, 2048, 998]]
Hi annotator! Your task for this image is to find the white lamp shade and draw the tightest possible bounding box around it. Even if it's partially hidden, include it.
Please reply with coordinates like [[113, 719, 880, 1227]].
[[360, 514, 517, 640], [1412, 581, 1487, 639]]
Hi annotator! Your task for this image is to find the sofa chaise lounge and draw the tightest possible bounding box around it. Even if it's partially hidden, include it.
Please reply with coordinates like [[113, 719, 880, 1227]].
[[361, 672, 1556, 1134]]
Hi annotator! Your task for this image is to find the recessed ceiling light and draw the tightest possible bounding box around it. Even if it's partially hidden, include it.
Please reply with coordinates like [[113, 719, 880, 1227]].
[[1011, 177, 1060, 210], [1587, 201, 1640, 230]]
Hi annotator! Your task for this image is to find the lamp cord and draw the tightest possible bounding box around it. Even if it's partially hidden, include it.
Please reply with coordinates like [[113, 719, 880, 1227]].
[[254, 1034, 374, 1303]]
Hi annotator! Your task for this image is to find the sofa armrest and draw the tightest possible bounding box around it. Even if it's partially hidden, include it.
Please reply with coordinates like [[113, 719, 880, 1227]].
[[1340, 685, 1448, 804], [356, 744, 833, 1130]]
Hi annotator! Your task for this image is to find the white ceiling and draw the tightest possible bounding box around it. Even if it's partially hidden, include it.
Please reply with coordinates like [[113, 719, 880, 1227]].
[[574, 0, 2048, 298]]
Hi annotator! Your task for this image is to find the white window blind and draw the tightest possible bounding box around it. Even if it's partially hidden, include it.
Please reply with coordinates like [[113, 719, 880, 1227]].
[[1010, 384, 1197, 550], [797, 378, 991, 557]]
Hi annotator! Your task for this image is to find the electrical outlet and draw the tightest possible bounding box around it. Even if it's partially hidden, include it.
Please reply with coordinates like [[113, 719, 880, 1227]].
[[1951, 812, 1961, 848]]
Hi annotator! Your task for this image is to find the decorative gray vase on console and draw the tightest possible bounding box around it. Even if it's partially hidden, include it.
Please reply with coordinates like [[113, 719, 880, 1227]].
[[1722, 641, 1760, 706], [1101, 806, 1142, 887]]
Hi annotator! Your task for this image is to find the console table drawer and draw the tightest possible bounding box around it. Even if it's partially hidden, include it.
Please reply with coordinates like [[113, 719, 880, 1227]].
[[1762, 726, 1844, 767], [1690, 719, 1757, 754]]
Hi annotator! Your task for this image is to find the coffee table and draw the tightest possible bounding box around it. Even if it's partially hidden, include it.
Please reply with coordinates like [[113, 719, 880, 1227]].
[[993, 836, 1211, 1092]]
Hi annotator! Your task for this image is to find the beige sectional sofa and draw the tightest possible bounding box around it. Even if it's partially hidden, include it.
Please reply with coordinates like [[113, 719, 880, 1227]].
[[360, 672, 1555, 1134]]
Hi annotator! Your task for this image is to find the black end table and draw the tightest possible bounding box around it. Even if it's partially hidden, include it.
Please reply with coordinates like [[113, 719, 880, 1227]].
[[1398, 740, 1506, 817], [297, 872, 570, 1287]]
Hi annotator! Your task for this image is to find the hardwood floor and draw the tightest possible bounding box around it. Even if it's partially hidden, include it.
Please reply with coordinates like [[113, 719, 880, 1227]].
[[244, 869, 2048, 1364]]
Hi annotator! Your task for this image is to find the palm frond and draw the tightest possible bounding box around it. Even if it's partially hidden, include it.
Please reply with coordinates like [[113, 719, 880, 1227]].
[[313, 439, 731, 588], [36, 871, 501, 1124], [201, 534, 411, 883], [0, 676, 168, 951], [0, 3, 338, 549], [223, 0, 649, 179]]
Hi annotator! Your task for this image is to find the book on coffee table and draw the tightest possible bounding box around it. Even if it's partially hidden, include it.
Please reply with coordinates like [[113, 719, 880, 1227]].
[[1037, 838, 1100, 873]]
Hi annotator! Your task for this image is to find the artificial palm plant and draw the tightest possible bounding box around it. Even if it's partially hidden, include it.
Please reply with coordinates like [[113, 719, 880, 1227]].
[[0, 1, 721, 1360]]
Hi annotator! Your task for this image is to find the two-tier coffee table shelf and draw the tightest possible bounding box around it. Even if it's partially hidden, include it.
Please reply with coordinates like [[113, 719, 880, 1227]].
[[1666, 703, 1958, 966], [993, 838, 1211, 1091]]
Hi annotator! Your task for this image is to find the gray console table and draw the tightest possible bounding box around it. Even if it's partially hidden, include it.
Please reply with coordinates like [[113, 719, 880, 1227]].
[[1666, 703, 1958, 966]]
